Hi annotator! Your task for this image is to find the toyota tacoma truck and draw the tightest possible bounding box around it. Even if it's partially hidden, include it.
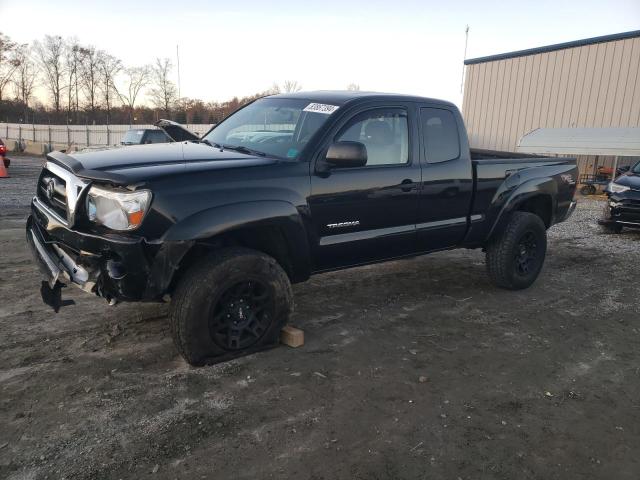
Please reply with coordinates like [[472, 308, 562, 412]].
[[27, 91, 578, 365]]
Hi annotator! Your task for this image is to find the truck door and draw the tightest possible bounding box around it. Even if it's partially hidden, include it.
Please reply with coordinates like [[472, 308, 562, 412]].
[[416, 106, 474, 251], [309, 105, 421, 271]]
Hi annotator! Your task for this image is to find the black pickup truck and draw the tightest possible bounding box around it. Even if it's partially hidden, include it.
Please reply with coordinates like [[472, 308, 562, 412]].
[[27, 91, 578, 365]]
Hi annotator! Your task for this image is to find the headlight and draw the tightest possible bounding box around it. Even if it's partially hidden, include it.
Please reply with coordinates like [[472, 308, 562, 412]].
[[608, 182, 630, 194], [86, 186, 151, 231]]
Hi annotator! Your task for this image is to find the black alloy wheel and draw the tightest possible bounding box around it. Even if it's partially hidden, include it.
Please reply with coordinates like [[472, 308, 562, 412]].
[[514, 231, 538, 276], [170, 247, 293, 366], [209, 279, 274, 350]]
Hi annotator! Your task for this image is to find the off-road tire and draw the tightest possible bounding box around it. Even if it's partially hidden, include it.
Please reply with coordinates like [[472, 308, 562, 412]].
[[486, 212, 547, 290], [170, 247, 293, 366]]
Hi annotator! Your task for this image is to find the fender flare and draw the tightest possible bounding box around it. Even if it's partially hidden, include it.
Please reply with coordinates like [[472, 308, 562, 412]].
[[485, 176, 557, 242], [160, 200, 312, 280]]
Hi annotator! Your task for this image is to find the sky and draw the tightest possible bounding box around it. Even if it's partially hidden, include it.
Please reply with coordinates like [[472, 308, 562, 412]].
[[1, 0, 639, 107]]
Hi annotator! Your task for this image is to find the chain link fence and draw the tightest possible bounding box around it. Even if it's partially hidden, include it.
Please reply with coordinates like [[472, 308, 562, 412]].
[[0, 123, 214, 148]]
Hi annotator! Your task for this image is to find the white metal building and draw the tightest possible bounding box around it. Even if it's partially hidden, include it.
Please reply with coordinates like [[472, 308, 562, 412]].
[[462, 30, 640, 175]]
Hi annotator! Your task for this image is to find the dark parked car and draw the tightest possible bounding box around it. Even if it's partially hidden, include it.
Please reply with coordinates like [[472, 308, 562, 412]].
[[121, 128, 172, 145], [599, 161, 640, 233], [26, 91, 578, 365]]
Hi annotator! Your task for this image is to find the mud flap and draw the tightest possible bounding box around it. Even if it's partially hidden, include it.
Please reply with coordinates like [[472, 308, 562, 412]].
[[40, 281, 75, 313]]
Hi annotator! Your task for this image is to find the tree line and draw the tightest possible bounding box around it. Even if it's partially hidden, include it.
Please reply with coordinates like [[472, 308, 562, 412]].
[[0, 32, 360, 126]]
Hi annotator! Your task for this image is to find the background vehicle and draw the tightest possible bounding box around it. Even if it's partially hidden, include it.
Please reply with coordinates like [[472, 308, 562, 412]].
[[0, 138, 9, 168], [26, 91, 578, 365], [120, 128, 172, 145], [600, 161, 640, 233], [579, 165, 631, 195]]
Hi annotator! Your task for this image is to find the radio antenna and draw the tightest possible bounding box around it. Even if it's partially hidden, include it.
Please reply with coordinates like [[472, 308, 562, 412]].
[[460, 25, 470, 94]]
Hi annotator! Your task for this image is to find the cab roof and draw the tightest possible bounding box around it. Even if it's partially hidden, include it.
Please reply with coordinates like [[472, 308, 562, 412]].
[[268, 90, 456, 109]]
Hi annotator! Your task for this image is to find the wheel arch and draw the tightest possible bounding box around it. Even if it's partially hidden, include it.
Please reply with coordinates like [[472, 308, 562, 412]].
[[485, 177, 557, 243], [158, 201, 312, 295]]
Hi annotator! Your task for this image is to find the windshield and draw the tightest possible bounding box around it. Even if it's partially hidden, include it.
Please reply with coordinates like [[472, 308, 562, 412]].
[[203, 98, 338, 159], [633, 161, 640, 174], [122, 129, 145, 145]]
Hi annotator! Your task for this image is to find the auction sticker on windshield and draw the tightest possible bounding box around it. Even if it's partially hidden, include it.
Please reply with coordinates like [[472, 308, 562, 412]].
[[303, 103, 340, 114]]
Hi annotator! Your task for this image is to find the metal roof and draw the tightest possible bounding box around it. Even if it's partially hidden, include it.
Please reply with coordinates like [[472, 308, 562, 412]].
[[516, 128, 640, 157], [464, 30, 640, 65]]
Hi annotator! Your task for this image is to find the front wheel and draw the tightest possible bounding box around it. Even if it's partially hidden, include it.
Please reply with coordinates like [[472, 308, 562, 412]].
[[170, 247, 293, 366], [486, 212, 547, 290]]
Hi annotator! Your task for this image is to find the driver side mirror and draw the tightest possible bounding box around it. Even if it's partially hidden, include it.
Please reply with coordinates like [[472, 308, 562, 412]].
[[325, 141, 367, 168]]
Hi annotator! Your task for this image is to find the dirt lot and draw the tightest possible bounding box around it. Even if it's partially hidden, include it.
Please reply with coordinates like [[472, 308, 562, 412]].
[[1, 155, 639, 480]]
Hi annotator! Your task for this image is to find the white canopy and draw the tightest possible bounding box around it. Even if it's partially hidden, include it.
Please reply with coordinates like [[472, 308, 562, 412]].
[[516, 127, 640, 157]]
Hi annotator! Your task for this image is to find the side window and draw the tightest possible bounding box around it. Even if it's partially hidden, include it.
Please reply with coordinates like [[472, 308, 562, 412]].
[[336, 108, 409, 166], [145, 130, 170, 143], [420, 108, 460, 163]]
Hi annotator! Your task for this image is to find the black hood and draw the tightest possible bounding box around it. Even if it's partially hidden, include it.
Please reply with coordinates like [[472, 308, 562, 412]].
[[48, 142, 279, 185]]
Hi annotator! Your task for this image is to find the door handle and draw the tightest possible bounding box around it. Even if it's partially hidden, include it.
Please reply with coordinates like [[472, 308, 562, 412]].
[[400, 179, 415, 192]]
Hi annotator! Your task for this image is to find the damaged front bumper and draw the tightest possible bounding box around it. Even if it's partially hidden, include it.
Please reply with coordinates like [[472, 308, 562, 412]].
[[598, 195, 640, 229], [27, 196, 192, 310]]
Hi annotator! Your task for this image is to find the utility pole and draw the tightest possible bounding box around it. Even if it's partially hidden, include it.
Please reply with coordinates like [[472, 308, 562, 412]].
[[176, 44, 181, 99], [460, 25, 470, 95]]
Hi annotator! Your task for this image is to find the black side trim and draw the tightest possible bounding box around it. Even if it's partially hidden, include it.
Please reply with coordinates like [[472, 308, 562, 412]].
[[320, 224, 414, 246]]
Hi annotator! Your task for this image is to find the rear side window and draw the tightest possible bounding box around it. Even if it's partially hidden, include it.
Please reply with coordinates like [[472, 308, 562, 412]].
[[145, 130, 170, 143], [420, 108, 460, 163]]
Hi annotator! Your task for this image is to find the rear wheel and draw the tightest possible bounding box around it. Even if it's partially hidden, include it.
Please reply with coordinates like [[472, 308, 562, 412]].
[[486, 212, 547, 290], [170, 247, 293, 366]]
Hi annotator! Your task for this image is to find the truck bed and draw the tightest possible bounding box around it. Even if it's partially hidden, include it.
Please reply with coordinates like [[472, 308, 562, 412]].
[[470, 148, 552, 161], [465, 150, 578, 246]]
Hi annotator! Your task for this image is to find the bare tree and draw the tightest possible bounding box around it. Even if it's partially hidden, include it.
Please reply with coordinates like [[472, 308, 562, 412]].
[[65, 39, 82, 121], [267, 82, 281, 95], [97, 52, 121, 123], [149, 58, 177, 116], [12, 45, 38, 120], [347, 83, 360, 91], [282, 80, 302, 93], [0, 32, 19, 101], [79, 45, 100, 120], [33, 35, 66, 113], [116, 65, 151, 124]]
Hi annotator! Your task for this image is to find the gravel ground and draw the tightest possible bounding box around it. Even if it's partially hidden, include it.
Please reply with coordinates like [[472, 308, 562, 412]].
[[1, 155, 639, 480]]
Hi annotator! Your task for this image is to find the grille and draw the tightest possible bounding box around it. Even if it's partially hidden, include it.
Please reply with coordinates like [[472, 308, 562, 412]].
[[37, 169, 68, 220]]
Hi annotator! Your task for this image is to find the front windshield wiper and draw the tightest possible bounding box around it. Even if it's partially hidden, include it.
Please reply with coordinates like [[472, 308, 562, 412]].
[[200, 139, 228, 151], [222, 144, 266, 157], [199, 140, 268, 157]]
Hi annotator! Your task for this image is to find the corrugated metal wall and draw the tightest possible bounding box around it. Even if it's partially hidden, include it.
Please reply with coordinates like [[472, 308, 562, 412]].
[[462, 36, 640, 174]]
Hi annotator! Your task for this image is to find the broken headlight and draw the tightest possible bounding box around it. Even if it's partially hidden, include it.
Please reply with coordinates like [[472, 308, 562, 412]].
[[607, 182, 630, 194], [86, 186, 151, 231]]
